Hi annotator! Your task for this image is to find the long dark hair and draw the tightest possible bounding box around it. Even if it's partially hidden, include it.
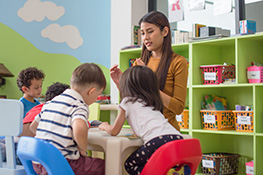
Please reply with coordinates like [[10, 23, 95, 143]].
[[139, 11, 175, 90], [119, 66, 163, 112]]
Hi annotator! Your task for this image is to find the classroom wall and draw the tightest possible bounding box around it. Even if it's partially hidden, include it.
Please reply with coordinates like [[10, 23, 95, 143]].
[[0, 0, 111, 99]]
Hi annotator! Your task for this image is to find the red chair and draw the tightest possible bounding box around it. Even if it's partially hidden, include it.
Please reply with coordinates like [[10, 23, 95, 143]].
[[141, 138, 202, 175]]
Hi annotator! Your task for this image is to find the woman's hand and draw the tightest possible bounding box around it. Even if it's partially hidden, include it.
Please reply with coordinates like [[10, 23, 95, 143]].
[[110, 65, 122, 89], [136, 58, 145, 66]]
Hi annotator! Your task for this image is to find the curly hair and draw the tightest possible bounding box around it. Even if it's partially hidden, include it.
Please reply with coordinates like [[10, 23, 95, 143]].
[[45, 82, 70, 102], [17, 67, 45, 93]]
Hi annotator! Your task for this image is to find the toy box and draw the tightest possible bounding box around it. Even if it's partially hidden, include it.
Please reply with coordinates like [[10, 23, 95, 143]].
[[246, 161, 254, 175], [232, 111, 253, 132], [247, 66, 263, 83], [240, 20, 256, 34], [176, 109, 189, 129], [200, 110, 235, 130]]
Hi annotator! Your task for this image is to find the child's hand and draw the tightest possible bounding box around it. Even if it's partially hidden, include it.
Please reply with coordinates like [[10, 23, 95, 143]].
[[79, 148, 87, 156], [136, 58, 145, 66], [98, 122, 110, 131]]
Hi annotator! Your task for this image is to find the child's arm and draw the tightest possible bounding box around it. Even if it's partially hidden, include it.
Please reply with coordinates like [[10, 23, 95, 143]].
[[72, 118, 88, 156], [30, 120, 39, 135], [99, 107, 126, 136]]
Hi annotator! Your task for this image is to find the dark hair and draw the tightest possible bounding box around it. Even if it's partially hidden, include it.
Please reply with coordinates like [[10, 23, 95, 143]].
[[17, 67, 45, 93], [119, 66, 163, 112], [139, 11, 175, 90], [45, 82, 70, 102], [71, 63, 106, 91]]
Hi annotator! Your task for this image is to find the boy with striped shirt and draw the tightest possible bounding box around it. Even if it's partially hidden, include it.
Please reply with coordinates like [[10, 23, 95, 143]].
[[31, 63, 106, 175]]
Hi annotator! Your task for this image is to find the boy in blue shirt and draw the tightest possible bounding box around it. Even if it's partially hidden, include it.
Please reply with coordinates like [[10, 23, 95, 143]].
[[17, 67, 45, 118]]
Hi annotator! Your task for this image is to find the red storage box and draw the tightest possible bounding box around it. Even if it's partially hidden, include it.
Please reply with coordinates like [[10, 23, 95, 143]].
[[200, 65, 235, 84]]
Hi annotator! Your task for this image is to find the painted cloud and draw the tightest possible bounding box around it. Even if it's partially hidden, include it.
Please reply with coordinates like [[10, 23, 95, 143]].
[[41, 24, 83, 49], [17, 0, 65, 22]]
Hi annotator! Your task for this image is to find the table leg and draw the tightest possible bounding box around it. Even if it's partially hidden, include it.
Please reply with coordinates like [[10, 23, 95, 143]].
[[105, 139, 122, 175]]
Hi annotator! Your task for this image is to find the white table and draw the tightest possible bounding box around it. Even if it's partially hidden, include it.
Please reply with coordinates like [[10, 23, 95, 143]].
[[87, 128, 143, 175], [100, 104, 118, 124]]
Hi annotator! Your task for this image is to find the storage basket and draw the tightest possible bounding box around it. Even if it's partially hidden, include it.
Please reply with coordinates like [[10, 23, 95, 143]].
[[201, 153, 240, 175], [200, 110, 235, 130], [176, 110, 189, 129], [232, 111, 253, 132], [247, 66, 263, 83], [200, 65, 235, 84]]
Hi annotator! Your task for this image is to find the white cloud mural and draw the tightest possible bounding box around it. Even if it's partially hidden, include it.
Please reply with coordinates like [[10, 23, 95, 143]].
[[41, 24, 83, 49], [17, 0, 65, 22]]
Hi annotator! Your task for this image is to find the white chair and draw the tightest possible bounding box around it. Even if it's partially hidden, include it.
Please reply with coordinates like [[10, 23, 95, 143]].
[[0, 99, 26, 175]]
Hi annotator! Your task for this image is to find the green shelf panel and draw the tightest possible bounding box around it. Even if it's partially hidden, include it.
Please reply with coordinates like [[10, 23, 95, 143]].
[[192, 129, 254, 136], [255, 86, 263, 133], [256, 136, 263, 174]]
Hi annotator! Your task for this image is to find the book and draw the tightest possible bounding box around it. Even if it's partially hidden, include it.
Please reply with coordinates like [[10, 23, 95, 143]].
[[89, 120, 103, 127], [131, 25, 141, 45], [192, 23, 206, 37]]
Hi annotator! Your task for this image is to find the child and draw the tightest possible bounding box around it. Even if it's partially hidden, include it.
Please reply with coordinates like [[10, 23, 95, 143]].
[[32, 63, 105, 175], [99, 66, 183, 174], [17, 67, 45, 118], [20, 82, 70, 137]]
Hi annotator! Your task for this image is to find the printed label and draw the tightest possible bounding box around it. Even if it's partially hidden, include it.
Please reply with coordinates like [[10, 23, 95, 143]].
[[237, 115, 251, 125], [202, 160, 214, 168], [246, 166, 254, 174], [204, 72, 217, 80], [247, 71, 260, 79], [204, 115, 215, 123], [176, 114, 182, 122]]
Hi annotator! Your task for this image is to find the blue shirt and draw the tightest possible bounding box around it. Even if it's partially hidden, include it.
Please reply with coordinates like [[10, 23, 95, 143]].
[[19, 97, 40, 118]]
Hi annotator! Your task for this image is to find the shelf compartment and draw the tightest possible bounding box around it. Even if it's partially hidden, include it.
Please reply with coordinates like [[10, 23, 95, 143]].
[[237, 34, 263, 84], [192, 86, 253, 130], [192, 38, 235, 85], [192, 132, 253, 174]]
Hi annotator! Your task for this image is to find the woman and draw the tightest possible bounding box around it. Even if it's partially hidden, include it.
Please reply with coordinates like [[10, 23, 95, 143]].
[[110, 11, 188, 131]]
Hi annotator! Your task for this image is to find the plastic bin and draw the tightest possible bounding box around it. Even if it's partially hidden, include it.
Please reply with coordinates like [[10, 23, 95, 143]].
[[200, 65, 235, 84], [176, 109, 189, 129], [201, 153, 240, 175], [247, 66, 263, 83], [232, 111, 253, 132], [200, 110, 235, 130]]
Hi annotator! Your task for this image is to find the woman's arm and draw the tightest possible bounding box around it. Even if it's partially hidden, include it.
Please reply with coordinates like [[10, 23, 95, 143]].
[[99, 107, 126, 136], [72, 118, 88, 156], [162, 56, 188, 114]]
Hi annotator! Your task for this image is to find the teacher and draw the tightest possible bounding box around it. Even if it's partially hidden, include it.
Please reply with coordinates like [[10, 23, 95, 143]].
[[110, 11, 188, 131]]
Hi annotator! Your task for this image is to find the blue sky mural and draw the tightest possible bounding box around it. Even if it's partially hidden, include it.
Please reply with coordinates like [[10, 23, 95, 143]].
[[0, 0, 111, 68]]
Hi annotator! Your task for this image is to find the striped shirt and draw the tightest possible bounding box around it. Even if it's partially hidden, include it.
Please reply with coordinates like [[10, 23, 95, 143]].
[[35, 89, 89, 160]]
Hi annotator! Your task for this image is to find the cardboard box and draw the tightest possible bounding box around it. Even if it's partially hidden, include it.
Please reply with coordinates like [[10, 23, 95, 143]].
[[240, 20, 256, 34]]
